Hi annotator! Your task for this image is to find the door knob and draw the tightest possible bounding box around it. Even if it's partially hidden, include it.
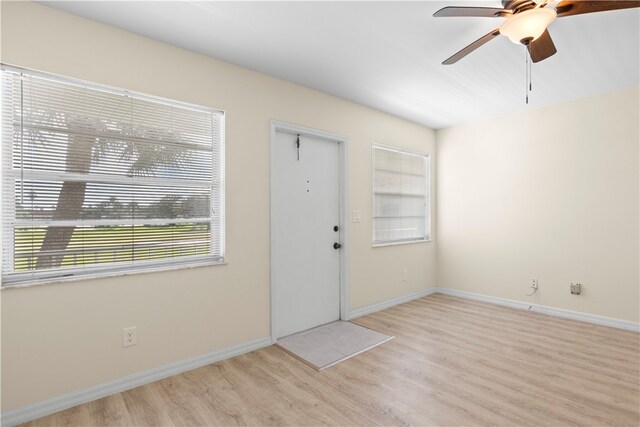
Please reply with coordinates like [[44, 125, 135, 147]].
[[333, 242, 342, 250]]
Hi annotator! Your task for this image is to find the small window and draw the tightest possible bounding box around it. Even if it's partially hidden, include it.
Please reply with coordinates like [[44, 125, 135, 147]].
[[1, 66, 225, 286], [372, 145, 430, 245]]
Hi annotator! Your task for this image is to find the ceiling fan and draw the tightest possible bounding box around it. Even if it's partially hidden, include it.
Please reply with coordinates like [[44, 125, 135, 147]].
[[435, 0, 640, 64]]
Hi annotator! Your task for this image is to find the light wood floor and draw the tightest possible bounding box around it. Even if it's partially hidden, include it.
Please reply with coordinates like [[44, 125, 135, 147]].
[[24, 294, 640, 426]]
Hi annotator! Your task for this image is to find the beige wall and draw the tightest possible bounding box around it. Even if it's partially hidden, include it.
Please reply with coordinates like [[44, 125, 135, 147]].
[[0, 2, 437, 411], [437, 87, 639, 323], [3, 0, 638, 415]]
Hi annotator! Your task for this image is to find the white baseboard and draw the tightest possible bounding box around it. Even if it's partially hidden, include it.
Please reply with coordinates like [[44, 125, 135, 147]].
[[348, 288, 437, 319], [1, 336, 272, 427], [4, 288, 636, 426], [434, 287, 640, 332]]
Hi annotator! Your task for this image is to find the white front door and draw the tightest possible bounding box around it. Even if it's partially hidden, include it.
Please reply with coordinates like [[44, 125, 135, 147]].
[[272, 129, 341, 338]]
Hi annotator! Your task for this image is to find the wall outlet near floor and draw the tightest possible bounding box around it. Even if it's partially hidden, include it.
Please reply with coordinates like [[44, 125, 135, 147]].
[[403, 269, 408, 281], [530, 278, 538, 289], [123, 327, 137, 347], [570, 283, 582, 295]]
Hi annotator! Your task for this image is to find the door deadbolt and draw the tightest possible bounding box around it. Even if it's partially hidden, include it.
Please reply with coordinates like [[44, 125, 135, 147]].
[[333, 225, 339, 232]]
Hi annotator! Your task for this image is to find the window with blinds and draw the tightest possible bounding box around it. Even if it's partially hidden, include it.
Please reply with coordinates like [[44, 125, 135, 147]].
[[372, 145, 429, 245], [1, 66, 225, 285]]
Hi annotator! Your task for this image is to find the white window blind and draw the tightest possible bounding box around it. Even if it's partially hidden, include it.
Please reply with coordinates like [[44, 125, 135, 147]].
[[1, 66, 225, 285], [372, 145, 429, 245]]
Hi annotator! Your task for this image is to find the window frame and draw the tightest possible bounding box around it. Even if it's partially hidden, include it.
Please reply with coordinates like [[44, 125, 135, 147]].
[[371, 144, 431, 247], [1, 64, 226, 287]]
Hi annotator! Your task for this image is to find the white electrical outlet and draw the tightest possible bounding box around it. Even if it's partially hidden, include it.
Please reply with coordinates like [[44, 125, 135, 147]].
[[570, 282, 582, 295], [403, 269, 408, 281], [123, 327, 137, 347], [530, 278, 538, 289]]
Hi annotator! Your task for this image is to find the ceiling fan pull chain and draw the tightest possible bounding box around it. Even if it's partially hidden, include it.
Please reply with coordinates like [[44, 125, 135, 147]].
[[525, 47, 529, 104], [529, 50, 533, 92]]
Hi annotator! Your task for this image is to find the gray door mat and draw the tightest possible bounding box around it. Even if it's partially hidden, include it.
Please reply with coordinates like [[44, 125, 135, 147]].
[[276, 320, 394, 370]]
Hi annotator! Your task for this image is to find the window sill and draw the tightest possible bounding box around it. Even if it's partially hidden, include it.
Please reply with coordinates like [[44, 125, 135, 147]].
[[1, 259, 227, 290], [372, 239, 432, 248]]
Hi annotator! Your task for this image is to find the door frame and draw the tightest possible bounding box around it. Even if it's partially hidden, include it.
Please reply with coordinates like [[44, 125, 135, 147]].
[[269, 120, 350, 343]]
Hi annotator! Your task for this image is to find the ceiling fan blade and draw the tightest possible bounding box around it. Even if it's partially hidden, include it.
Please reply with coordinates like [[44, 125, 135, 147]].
[[527, 29, 557, 62], [433, 6, 509, 17], [443, 29, 501, 65], [556, 0, 640, 17]]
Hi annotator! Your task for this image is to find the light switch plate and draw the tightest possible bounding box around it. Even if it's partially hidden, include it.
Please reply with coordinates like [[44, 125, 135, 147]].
[[352, 210, 362, 223]]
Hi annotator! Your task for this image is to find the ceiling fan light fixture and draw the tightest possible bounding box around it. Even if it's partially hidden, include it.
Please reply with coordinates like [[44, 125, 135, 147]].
[[499, 8, 557, 44]]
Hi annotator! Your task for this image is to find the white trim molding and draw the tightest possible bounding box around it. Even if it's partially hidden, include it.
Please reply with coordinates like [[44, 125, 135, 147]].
[[0, 336, 272, 427], [347, 286, 639, 332], [348, 288, 437, 319], [4, 288, 636, 425], [435, 287, 640, 332]]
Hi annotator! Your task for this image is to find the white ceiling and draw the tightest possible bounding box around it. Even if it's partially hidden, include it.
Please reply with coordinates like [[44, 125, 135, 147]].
[[43, 1, 640, 129]]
